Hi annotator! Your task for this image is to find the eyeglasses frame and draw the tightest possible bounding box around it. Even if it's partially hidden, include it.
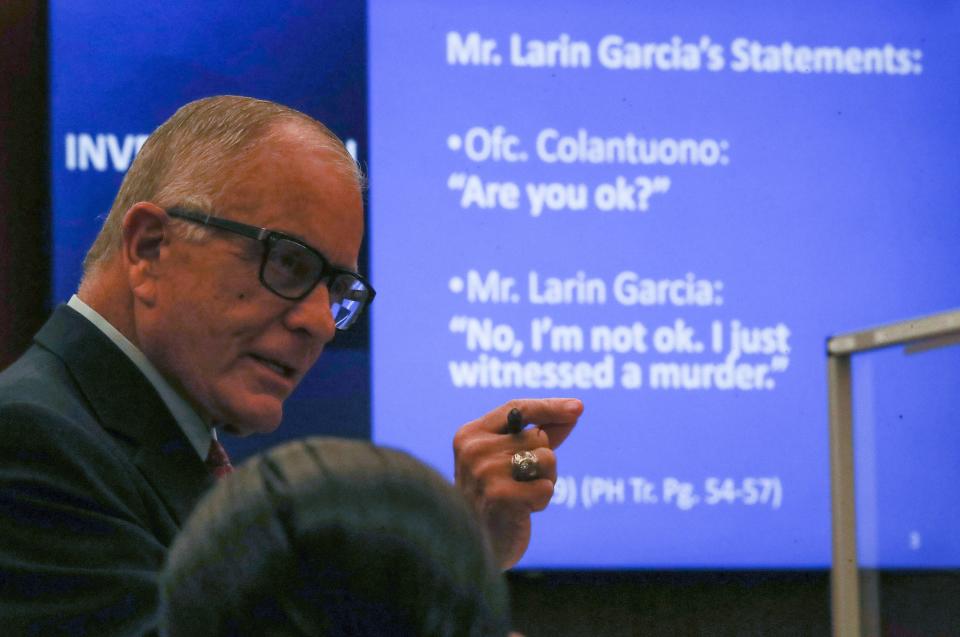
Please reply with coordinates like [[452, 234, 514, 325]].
[[165, 207, 375, 327]]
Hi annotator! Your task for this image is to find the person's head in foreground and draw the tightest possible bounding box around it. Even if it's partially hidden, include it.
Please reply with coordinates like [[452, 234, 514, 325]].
[[160, 437, 511, 636], [80, 95, 374, 436]]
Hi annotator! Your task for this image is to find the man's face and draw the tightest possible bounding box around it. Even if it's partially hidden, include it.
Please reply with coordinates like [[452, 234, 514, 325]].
[[137, 125, 364, 436]]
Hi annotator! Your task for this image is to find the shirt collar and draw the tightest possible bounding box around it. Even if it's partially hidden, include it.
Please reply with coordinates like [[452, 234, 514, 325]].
[[67, 295, 214, 459]]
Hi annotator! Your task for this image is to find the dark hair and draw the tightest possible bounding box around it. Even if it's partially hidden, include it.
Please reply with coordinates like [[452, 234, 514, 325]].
[[160, 437, 510, 636]]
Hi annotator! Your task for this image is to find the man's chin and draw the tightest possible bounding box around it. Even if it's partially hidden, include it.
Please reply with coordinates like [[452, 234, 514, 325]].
[[215, 403, 283, 437], [220, 420, 281, 437]]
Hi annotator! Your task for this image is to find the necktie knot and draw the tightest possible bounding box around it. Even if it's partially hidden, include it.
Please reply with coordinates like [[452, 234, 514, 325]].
[[206, 438, 234, 478]]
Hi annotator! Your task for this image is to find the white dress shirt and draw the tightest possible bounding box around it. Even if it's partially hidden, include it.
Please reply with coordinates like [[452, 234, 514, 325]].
[[67, 294, 214, 460]]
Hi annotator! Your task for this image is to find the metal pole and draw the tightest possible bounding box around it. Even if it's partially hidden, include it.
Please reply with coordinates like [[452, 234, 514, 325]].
[[828, 353, 860, 637]]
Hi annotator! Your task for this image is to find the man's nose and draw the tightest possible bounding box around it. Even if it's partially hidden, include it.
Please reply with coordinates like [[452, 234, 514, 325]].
[[282, 283, 337, 343]]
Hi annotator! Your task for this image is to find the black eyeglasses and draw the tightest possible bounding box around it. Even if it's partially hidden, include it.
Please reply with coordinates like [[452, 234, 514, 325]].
[[166, 207, 375, 331]]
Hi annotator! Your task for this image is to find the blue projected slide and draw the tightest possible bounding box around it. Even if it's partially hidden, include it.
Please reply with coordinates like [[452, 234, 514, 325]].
[[852, 346, 960, 569], [369, 1, 960, 567], [50, 1, 960, 569]]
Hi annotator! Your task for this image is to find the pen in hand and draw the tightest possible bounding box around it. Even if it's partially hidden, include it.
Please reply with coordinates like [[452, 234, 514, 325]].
[[506, 408, 523, 435]]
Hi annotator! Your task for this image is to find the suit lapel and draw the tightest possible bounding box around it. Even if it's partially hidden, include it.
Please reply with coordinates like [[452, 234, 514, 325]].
[[34, 305, 213, 525]]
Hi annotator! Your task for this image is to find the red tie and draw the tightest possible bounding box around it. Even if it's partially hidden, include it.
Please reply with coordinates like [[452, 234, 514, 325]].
[[206, 438, 234, 478]]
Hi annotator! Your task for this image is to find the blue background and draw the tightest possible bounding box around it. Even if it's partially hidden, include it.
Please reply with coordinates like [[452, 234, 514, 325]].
[[368, 0, 960, 567], [853, 344, 960, 568], [51, 1, 960, 568]]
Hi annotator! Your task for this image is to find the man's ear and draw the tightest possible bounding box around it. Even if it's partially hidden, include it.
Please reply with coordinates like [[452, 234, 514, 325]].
[[121, 202, 170, 306]]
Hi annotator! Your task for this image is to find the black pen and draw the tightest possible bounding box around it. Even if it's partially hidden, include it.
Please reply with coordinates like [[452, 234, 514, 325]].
[[506, 408, 523, 434]]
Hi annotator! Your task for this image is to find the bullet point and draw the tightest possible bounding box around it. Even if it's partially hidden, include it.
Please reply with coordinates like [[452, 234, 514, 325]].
[[447, 134, 462, 151], [449, 276, 464, 293]]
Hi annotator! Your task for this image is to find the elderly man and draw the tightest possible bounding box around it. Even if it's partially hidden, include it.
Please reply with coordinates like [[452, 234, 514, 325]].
[[0, 96, 582, 635]]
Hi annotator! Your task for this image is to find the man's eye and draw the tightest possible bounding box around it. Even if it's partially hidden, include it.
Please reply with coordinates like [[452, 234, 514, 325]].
[[272, 249, 313, 277], [277, 254, 300, 272]]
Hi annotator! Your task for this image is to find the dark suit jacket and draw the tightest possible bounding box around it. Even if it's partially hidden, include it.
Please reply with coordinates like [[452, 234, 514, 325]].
[[0, 306, 214, 636]]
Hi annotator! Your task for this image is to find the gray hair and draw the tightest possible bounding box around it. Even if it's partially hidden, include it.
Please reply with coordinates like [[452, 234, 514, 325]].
[[82, 95, 363, 275]]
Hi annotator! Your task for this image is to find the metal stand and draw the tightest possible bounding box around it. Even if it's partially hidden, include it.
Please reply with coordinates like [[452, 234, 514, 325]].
[[826, 309, 960, 636]]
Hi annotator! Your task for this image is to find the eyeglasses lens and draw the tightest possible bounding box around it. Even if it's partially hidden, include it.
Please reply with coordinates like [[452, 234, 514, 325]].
[[263, 238, 323, 298], [329, 275, 370, 330], [263, 237, 370, 329]]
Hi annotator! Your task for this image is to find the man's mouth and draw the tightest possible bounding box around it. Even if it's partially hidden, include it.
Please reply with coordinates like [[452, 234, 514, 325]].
[[249, 354, 296, 379]]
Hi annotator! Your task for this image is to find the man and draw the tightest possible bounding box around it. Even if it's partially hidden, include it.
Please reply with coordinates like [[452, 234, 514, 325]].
[[0, 96, 582, 635]]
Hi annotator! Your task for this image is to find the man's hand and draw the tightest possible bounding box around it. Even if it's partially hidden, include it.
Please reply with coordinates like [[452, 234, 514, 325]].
[[453, 398, 583, 570]]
